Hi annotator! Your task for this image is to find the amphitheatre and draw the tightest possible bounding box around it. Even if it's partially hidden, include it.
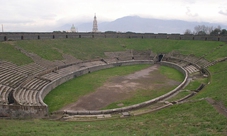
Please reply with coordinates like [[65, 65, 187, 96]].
[[0, 32, 227, 135]]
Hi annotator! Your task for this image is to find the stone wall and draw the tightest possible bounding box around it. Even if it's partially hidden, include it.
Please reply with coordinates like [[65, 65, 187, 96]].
[[1, 32, 226, 42], [0, 105, 48, 118]]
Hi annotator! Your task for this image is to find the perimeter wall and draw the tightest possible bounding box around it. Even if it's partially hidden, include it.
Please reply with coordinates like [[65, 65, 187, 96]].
[[1, 32, 227, 42]]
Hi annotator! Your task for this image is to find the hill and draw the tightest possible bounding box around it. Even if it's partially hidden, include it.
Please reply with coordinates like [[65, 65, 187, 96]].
[[63, 16, 227, 33]]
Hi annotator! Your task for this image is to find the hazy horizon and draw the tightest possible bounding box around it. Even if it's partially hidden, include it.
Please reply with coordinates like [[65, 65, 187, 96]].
[[1, 0, 227, 32]]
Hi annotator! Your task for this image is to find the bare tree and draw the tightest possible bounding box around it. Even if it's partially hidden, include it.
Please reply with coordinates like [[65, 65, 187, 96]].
[[193, 25, 214, 35], [184, 29, 192, 34]]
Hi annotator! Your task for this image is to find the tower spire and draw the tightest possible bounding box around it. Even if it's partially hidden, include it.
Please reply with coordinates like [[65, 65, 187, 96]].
[[92, 14, 98, 32]]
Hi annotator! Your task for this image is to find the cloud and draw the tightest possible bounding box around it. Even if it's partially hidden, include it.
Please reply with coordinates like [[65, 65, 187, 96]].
[[219, 10, 227, 16], [185, 7, 198, 17], [0, 19, 34, 24]]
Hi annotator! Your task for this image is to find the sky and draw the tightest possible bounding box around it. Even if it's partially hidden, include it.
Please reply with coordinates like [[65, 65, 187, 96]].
[[0, 0, 227, 32]]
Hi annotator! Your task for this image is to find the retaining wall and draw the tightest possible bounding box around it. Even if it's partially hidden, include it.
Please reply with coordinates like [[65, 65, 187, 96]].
[[0, 105, 48, 118]]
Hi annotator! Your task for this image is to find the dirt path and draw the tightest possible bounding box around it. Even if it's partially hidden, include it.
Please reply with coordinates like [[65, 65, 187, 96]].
[[59, 64, 180, 111], [206, 98, 227, 118]]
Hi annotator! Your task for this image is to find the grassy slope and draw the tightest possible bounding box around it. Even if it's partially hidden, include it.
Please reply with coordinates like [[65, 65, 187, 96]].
[[1, 38, 227, 135], [194, 60, 227, 106], [0, 101, 226, 136], [16, 38, 227, 62], [0, 42, 33, 65]]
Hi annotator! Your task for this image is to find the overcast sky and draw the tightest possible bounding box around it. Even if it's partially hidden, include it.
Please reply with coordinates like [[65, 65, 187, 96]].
[[0, 0, 227, 32]]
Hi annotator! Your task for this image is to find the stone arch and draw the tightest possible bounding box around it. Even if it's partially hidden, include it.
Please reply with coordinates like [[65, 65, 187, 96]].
[[21, 36, 24, 40], [4, 36, 7, 41]]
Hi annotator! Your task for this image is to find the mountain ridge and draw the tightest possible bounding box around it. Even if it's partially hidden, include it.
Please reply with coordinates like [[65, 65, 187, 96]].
[[61, 16, 227, 34]]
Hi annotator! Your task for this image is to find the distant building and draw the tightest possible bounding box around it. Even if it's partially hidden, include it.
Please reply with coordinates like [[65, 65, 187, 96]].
[[92, 14, 98, 32], [71, 24, 76, 32]]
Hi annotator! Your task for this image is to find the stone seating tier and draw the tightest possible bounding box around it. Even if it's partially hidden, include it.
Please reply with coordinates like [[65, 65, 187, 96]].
[[184, 65, 199, 74], [0, 84, 13, 104], [195, 58, 210, 67]]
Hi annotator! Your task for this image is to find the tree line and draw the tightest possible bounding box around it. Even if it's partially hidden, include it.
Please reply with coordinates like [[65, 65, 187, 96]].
[[184, 25, 227, 35]]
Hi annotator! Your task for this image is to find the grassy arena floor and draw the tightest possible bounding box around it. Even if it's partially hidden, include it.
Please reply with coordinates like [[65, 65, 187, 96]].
[[44, 64, 151, 112], [0, 38, 227, 135], [44, 65, 184, 112]]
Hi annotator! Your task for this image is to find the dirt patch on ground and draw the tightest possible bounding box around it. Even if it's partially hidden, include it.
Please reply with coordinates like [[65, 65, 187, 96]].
[[59, 64, 180, 111], [206, 98, 227, 118]]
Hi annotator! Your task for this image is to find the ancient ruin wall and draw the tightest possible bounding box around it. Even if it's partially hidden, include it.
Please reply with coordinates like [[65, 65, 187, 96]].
[[0, 32, 227, 42]]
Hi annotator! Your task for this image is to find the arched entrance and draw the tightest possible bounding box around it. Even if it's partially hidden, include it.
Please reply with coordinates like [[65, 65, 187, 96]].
[[158, 54, 164, 62]]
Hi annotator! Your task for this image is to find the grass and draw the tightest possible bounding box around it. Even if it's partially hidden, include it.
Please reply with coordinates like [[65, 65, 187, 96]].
[[44, 64, 150, 113], [167, 90, 192, 102], [159, 65, 184, 81], [193, 60, 227, 106], [102, 65, 184, 109], [0, 101, 226, 136], [14, 38, 227, 62], [0, 42, 33, 65]]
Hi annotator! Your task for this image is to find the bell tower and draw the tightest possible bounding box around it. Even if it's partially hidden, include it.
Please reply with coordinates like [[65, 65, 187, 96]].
[[92, 14, 98, 32]]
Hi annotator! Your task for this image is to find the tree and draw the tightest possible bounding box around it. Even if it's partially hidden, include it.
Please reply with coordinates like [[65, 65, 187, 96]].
[[220, 29, 227, 35], [210, 26, 221, 35], [184, 29, 192, 34], [193, 25, 214, 35]]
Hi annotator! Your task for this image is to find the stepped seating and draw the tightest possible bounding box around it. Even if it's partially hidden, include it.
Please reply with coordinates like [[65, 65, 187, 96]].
[[165, 58, 189, 67], [132, 50, 151, 60], [0, 61, 46, 76], [183, 55, 198, 63], [195, 58, 210, 67], [0, 84, 13, 105], [172, 54, 187, 60], [184, 65, 199, 74], [115, 51, 133, 61], [14, 78, 50, 106], [17, 63, 46, 75], [102, 58, 118, 64], [41, 65, 80, 81], [0, 67, 27, 88]]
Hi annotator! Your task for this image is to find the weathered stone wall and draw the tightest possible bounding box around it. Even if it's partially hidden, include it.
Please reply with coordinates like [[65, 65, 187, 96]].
[[0, 32, 226, 42], [0, 105, 48, 118], [168, 34, 181, 40], [180, 34, 194, 40]]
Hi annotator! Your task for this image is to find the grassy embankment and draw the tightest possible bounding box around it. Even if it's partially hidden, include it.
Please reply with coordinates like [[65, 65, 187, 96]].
[[14, 38, 227, 63], [0, 38, 227, 135]]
